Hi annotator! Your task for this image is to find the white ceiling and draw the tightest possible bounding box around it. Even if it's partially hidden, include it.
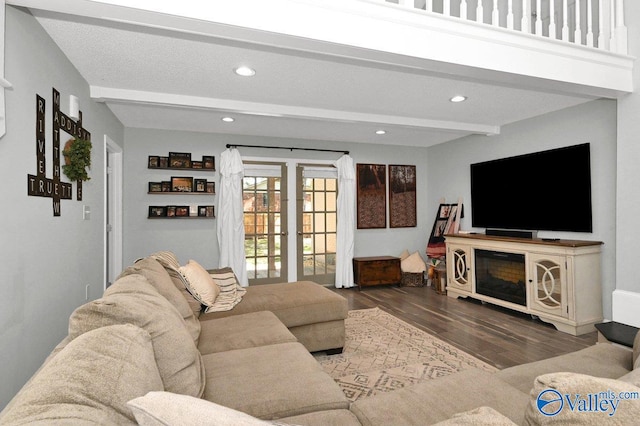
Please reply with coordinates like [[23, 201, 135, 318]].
[[28, 3, 597, 148]]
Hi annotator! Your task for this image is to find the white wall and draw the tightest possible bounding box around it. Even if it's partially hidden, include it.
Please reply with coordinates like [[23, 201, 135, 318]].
[[426, 99, 617, 319], [123, 129, 430, 272], [0, 7, 124, 408], [614, 1, 640, 325]]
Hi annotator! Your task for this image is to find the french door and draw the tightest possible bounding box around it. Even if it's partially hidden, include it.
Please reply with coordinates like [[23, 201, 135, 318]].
[[242, 161, 337, 285]]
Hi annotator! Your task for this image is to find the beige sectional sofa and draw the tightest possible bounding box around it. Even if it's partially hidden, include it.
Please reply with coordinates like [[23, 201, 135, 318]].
[[2, 252, 640, 425]]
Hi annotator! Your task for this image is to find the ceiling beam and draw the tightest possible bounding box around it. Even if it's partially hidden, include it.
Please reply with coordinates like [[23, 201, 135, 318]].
[[90, 86, 500, 135]]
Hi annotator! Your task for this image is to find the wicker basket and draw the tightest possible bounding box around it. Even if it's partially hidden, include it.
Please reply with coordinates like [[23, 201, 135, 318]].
[[400, 272, 425, 287]]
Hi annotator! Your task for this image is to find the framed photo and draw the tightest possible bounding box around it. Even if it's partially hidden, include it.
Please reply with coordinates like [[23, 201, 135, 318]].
[[161, 181, 171, 192], [148, 182, 162, 193], [192, 161, 203, 169], [194, 178, 207, 193], [202, 156, 215, 170], [198, 206, 207, 217], [356, 163, 387, 229], [389, 165, 417, 228], [206, 206, 215, 217], [159, 157, 169, 168], [148, 206, 166, 217], [148, 156, 160, 168], [169, 152, 192, 168], [175, 206, 189, 217], [206, 182, 215, 194], [171, 176, 193, 192], [166, 205, 176, 217]]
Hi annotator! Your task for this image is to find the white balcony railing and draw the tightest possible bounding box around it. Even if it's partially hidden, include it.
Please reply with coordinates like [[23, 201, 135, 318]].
[[382, 0, 627, 54]]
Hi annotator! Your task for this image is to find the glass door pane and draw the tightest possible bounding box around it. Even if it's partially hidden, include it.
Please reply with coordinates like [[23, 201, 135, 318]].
[[243, 163, 287, 285]]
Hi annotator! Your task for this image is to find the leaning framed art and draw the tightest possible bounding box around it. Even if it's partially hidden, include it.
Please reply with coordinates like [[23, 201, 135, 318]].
[[389, 164, 417, 228], [356, 163, 387, 229]]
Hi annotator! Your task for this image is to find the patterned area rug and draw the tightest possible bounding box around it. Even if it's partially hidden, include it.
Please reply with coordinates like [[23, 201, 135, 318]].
[[314, 307, 497, 402]]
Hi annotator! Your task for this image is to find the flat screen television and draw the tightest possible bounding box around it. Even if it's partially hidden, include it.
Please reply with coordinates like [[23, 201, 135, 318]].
[[470, 143, 593, 233]]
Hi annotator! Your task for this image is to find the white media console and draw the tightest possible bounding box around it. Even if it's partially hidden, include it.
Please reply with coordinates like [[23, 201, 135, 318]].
[[445, 233, 603, 336]]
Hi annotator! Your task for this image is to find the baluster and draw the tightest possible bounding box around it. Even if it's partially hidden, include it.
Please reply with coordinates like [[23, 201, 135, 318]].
[[597, 0, 605, 49], [425, 0, 433, 13], [615, 0, 627, 53], [476, 0, 484, 23], [492, 0, 499, 26], [610, 0, 616, 52], [461, 0, 468, 20], [586, 0, 594, 46], [521, 0, 530, 33], [549, 0, 557, 39], [562, 0, 569, 41], [444, 0, 451, 17], [535, 0, 542, 35], [574, 0, 582, 44], [507, 0, 514, 29]]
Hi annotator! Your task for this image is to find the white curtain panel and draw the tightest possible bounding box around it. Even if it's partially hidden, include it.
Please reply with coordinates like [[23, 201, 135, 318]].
[[335, 154, 356, 288], [217, 148, 248, 286]]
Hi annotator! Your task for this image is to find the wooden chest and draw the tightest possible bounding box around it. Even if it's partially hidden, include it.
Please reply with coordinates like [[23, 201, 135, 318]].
[[353, 256, 402, 290]]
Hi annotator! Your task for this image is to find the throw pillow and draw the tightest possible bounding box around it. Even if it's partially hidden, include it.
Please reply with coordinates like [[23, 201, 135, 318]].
[[401, 251, 427, 273], [206, 267, 247, 313], [149, 250, 180, 270], [0, 324, 163, 425], [128, 391, 276, 426], [179, 260, 221, 310], [69, 275, 206, 398], [433, 406, 516, 425], [399, 249, 411, 260], [150, 251, 203, 318], [524, 372, 640, 425]]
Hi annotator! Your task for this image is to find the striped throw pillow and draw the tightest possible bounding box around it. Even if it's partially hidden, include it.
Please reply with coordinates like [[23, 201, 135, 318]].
[[204, 267, 246, 313]]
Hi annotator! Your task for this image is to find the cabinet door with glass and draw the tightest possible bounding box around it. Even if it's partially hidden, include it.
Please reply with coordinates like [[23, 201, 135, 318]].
[[446, 244, 472, 293], [528, 253, 569, 318]]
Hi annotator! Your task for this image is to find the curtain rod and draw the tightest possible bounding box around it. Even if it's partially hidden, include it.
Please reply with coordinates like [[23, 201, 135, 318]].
[[226, 144, 348, 155]]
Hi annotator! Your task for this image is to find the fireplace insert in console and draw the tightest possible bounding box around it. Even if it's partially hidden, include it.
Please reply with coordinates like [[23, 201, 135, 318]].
[[475, 249, 526, 306]]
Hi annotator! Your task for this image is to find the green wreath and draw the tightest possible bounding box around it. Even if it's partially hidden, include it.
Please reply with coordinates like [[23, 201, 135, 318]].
[[62, 137, 92, 182]]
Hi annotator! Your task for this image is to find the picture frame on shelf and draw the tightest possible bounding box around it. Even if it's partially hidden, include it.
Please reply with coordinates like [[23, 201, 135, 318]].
[[198, 206, 207, 217], [194, 178, 207, 192], [148, 156, 160, 168], [148, 182, 162, 193], [203, 156, 215, 170], [206, 182, 215, 194], [175, 206, 189, 217], [205, 205, 215, 217], [166, 206, 177, 217], [169, 152, 191, 168], [171, 176, 193, 192], [192, 161, 203, 169], [161, 181, 171, 192], [149, 206, 166, 217], [159, 157, 169, 168]]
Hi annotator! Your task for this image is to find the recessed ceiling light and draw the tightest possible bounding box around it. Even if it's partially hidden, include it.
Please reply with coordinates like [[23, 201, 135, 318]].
[[450, 95, 467, 103], [234, 66, 256, 77], [375, 130, 386, 135], [221, 117, 235, 122]]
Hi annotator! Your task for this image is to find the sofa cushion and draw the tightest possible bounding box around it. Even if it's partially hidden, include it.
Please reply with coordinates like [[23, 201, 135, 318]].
[[0, 324, 163, 425], [350, 369, 528, 426], [495, 343, 633, 394], [199, 281, 348, 328], [117, 256, 201, 344], [524, 372, 640, 425], [201, 342, 349, 420], [197, 311, 297, 355], [128, 391, 273, 426], [179, 260, 221, 311], [69, 274, 205, 398], [149, 251, 203, 318], [204, 266, 247, 313], [279, 409, 362, 426], [433, 407, 517, 425]]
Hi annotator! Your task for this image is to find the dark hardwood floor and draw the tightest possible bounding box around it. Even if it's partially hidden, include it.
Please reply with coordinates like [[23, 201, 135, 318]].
[[330, 285, 597, 370]]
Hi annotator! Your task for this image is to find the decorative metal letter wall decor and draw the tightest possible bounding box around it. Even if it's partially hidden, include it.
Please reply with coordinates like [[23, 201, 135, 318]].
[[27, 88, 91, 216], [356, 163, 387, 229], [389, 165, 417, 228]]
